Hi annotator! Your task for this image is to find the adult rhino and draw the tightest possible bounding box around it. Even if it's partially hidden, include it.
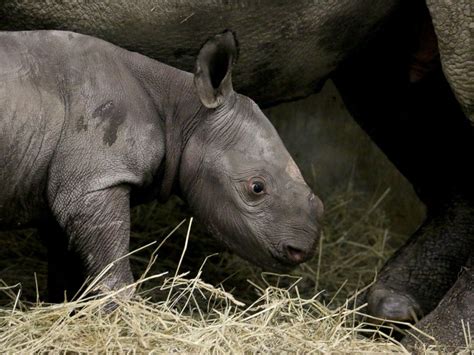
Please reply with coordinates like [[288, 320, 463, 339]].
[[1, 0, 472, 349], [0, 30, 323, 302]]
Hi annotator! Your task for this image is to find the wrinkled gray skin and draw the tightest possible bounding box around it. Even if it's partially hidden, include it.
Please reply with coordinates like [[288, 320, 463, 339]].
[[0, 0, 401, 107], [0, 30, 323, 300], [1, 0, 473, 349], [426, 0, 473, 121], [2, 0, 471, 121]]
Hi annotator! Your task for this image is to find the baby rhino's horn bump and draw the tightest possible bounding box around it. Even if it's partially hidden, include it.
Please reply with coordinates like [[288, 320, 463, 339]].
[[285, 159, 305, 182]]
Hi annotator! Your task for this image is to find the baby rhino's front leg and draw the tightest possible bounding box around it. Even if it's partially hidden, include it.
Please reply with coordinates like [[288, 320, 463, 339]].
[[49, 185, 134, 301]]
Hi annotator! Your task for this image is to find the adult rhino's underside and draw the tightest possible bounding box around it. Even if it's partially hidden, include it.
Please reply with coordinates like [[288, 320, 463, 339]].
[[1, 0, 472, 350], [0, 0, 399, 106]]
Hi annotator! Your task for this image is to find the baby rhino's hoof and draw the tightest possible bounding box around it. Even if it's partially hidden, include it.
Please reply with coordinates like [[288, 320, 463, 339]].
[[367, 285, 422, 322]]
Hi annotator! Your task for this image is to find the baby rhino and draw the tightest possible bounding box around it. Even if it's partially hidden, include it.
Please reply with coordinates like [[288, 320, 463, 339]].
[[0, 30, 323, 301]]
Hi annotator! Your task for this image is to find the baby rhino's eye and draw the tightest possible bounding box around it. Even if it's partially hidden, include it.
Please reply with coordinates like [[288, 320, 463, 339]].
[[251, 180, 265, 195]]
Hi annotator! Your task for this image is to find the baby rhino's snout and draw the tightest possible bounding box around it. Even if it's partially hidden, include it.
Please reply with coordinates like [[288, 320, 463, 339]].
[[281, 192, 324, 265]]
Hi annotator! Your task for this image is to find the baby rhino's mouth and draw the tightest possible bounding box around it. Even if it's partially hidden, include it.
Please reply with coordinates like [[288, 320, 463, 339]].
[[228, 244, 293, 273], [232, 229, 320, 272], [262, 245, 316, 272], [208, 223, 318, 272]]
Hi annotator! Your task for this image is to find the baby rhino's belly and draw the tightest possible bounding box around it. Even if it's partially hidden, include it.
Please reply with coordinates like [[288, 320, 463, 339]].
[[0, 128, 53, 230], [0, 183, 49, 230]]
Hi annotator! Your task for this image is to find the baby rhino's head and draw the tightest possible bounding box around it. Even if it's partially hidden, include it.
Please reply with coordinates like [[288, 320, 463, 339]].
[[180, 31, 324, 270]]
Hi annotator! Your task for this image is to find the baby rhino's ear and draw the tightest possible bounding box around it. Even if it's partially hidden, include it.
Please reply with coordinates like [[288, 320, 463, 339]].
[[194, 30, 238, 108]]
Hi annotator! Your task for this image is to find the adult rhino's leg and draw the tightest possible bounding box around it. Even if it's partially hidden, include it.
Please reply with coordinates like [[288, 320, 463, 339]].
[[367, 197, 474, 321], [332, 0, 474, 329], [39, 220, 84, 302], [426, 0, 473, 122], [401, 255, 473, 351]]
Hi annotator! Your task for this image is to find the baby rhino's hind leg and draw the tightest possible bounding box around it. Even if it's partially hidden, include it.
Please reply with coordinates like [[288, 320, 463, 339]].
[[39, 220, 84, 303]]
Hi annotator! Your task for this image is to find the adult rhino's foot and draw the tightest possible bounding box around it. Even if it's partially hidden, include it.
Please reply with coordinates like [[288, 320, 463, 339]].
[[401, 256, 473, 351], [367, 286, 421, 322], [366, 195, 474, 324]]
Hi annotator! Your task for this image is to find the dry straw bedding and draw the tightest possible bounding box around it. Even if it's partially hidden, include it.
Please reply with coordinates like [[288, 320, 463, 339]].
[[0, 189, 471, 353]]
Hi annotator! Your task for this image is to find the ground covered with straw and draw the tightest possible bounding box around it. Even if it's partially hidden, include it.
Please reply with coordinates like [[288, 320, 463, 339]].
[[0, 188, 471, 353]]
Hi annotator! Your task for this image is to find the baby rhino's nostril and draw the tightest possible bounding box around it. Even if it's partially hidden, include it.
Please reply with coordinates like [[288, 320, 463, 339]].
[[284, 244, 308, 264]]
